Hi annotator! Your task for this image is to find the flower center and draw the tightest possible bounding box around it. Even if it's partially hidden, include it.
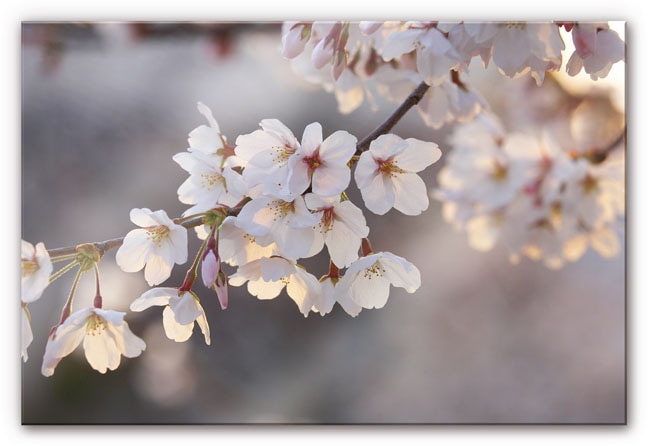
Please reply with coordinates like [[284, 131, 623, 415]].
[[21, 258, 39, 277], [271, 145, 296, 165], [491, 161, 508, 182], [316, 207, 335, 234], [377, 158, 405, 178], [269, 200, 295, 221], [200, 173, 226, 191], [86, 313, 106, 336], [146, 226, 170, 247], [363, 261, 386, 279], [303, 150, 322, 172]]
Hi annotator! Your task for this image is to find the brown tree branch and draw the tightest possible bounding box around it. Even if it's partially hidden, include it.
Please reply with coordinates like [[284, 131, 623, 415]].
[[355, 81, 430, 153]]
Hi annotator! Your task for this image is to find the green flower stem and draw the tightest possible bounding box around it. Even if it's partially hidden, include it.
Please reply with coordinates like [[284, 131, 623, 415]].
[[48, 260, 80, 284], [57, 265, 83, 325]]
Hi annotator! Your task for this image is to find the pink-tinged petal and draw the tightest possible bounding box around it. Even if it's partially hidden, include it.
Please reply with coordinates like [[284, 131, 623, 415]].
[[22, 306, 33, 362], [381, 253, 421, 292], [169, 292, 202, 325], [144, 250, 173, 286], [129, 207, 158, 227], [319, 130, 357, 165], [351, 274, 391, 309], [195, 314, 211, 345], [187, 125, 224, 154], [336, 285, 363, 317], [260, 257, 295, 282], [312, 164, 350, 197], [572, 24, 598, 58], [368, 134, 407, 159], [286, 157, 312, 196], [334, 200, 370, 238], [301, 122, 323, 155], [394, 139, 442, 172], [247, 277, 285, 300], [130, 287, 177, 312], [235, 197, 275, 237], [326, 221, 362, 268], [382, 28, 420, 61], [106, 321, 146, 358], [83, 330, 120, 374], [115, 229, 151, 273], [197, 102, 221, 132], [274, 225, 317, 259], [162, 306, 194, 342], [168, 227, 188, 265], [286, 268, 320, 316], [354, 152, 378, 189], [392, 173, 429, 216], [260, 119, 300, 148], [361, 172, 396, 215], [492, 28, 531, 77]]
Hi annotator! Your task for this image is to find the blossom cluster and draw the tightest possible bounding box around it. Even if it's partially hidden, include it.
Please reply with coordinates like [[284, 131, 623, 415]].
[[281, 21, 624, 128], [433, 112, 624, 269], [22, 101, 441, 376], [20, 21, 625, 378]]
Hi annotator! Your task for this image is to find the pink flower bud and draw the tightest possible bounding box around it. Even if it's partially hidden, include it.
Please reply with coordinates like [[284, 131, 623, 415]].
[[312, 36, 335, 69], [282, 22, 312, 59], [215, 271, 228, 310], [201, 250, 220, 289]]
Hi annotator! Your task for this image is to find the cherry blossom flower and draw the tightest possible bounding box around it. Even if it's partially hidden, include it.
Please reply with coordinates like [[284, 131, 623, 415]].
[[228, 256, 321, 316], [200, 231, 228, 310], [338, 251, 421, 310], [130, 287, 211, 345], [173, 150, 247, 214], [566, 23, 625, 80], [285, 122, 357, 198], [41, 307, 146, 376], [235, 195, 319, 260], [186, 102, 225, 156], [355, 134, 442, 215], [381, 22, 462, 87], [304, 193, 369, 268], [116, 208, 188, 286], [21, 240, 52, 303], [235, 119, 300, 197], [218, 216, 276, 266]]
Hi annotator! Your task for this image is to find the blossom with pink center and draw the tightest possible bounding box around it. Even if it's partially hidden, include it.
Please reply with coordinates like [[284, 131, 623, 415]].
[[354, 134, 442, 215], [286, 122, 357, 198], [235, 195, 319, 260], [130, 287, 211, 345], [304, 193, 369, 268], [116, 208, 188, 286], [41, 307, 146, 376]]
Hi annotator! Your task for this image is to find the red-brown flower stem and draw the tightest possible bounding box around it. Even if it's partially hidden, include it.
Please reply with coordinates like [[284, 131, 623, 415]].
[[93, 264, 103, 309], [355, 81, 430, 154], [361, 238, 374, 256]]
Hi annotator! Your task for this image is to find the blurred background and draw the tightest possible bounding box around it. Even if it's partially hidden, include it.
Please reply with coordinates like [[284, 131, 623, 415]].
[[21, 22, 625, 424]]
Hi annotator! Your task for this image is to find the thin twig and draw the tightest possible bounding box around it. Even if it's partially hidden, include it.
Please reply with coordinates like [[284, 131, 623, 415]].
[[355, 81, 430, 153]]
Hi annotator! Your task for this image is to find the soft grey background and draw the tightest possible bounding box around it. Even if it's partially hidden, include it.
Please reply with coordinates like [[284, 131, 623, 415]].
[[21, 23, 625, 424]]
